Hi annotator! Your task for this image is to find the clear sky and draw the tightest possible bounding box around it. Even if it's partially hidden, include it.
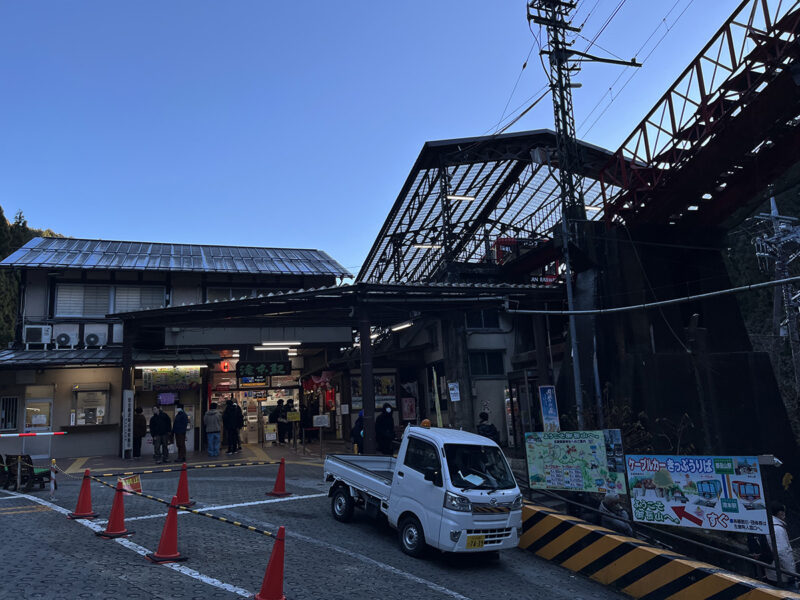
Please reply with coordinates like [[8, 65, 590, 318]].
[[0, 1, 740, 276]]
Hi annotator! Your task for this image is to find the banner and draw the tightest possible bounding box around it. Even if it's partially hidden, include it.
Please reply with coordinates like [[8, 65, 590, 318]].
[[626, 455, 768, 534], [538, 385, 560, 432], [525, 430, 625, 493], [119, 474, 142, 495]]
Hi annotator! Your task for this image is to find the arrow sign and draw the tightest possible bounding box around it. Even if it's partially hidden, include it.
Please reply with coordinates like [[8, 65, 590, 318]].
[[671, 505, 703, 526]]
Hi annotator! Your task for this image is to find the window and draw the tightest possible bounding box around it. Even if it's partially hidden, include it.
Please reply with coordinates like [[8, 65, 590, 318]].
[[0, 397, 18, 431], [469, 351, 505, 376], [56, 284, 111, 317], [56, 284, 166, 316], [444, 444, 516, 490], [75, 391, 109, 425], [113, 286, 165, 313], [465, 309, 500, 329], [404, 437, 441, 474]]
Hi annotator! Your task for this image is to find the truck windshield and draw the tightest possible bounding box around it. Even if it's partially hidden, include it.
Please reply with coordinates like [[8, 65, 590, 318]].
[[443, 444, 516, 490]]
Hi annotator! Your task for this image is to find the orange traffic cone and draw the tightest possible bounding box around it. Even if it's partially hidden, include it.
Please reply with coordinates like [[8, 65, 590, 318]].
[[175, 463, 195, 507], [255, 526, 286, 600], [267, 458, 291, 497], [146, 496, 187, 563], [67, 469, 98, 519], [96, 480, 134, 538]]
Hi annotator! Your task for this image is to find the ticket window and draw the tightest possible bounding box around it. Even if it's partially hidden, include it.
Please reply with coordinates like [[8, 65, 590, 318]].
[[24, 399, 52, 432], [75, 390, 109, 426]]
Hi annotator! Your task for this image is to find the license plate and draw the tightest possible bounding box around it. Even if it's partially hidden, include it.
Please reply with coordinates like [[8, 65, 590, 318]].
[[465, 534, 485, 549]]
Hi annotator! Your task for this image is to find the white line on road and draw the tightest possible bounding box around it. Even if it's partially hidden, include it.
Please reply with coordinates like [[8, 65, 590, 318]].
[[96, 492, 328, 524], [0, 489, 252, 597], [228, 513, 475, 600]]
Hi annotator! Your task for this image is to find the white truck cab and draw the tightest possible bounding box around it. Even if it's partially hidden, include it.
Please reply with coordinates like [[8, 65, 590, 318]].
[[324, 424, 523, 557]]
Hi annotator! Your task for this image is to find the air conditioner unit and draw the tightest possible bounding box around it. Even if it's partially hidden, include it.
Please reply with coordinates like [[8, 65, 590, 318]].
[[83, 331, 108, 348], [53, 323, 80, 349], [23, 325, 52, 348]]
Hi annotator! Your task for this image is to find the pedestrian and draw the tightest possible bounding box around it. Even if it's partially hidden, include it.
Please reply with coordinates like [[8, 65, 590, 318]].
[[234, 401, 244, 453], [765, 502, 797, 588], [149, 405, 171, 463], [375, 402, 395, 455], [172, 403, 189, 462], [204, 402, 222, 457], [275, 399, 287, 445], [222, 400, 239, 455], [598, 493, 634, 537], [351, 410, 364, 454], [132, 407, 147, 459], [476, 412, 500, 444]]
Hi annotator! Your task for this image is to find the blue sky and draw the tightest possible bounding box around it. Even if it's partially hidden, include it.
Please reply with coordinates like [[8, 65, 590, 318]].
[[0, 1, 740, 275]]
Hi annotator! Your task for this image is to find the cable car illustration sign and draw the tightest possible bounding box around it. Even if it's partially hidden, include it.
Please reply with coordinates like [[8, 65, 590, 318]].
[[626, 455, 768, 534]]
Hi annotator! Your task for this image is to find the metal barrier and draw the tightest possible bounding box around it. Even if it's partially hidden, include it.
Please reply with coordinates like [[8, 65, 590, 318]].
[[0, 432, 66, 491]]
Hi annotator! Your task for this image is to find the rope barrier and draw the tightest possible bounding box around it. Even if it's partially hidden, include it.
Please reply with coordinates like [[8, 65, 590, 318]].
[[92, 460, 281, 479], [54, 463, 277, 539]]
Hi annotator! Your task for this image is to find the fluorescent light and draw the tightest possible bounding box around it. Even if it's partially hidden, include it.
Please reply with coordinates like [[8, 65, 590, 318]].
[[412, 244, 442, 249], [254, 346, 291, 351], [585, 205, 602, 212], [370, 333, 380, 339], [260, 341, 301, 346], [446, 194, 475, 202], [391, 321, 413, 332], [134, 364, 208, 369]]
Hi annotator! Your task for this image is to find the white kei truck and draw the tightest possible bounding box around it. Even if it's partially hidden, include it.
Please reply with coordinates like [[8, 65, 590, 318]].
[[323, 424, 523, 558]]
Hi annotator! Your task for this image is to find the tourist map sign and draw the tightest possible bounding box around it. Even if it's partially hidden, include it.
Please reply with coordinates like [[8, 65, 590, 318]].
[[626, 455, 768, 534], [525, 430, 625, 493]]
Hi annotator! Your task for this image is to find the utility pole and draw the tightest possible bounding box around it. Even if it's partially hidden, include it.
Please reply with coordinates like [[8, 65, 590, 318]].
[[527, 0, 638, 429]]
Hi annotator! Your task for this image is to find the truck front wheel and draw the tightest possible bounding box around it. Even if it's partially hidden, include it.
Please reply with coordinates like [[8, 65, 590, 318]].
[[331, 487, 354, 522], [398, 515, 426, 558]]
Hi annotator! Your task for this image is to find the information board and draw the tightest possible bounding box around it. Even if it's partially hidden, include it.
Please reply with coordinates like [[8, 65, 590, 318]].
[[626, 455, 768, 533], [237, 361, 291, 388], [525, 430, 625, 494]]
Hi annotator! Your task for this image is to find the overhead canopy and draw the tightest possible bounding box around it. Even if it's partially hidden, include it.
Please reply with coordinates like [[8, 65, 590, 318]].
[[358, 129, 620, 283], [0, 349, 221, 369], [114, 281, 564, 329]]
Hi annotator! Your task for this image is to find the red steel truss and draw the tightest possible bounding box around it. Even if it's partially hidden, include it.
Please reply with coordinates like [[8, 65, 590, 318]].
[[600, 0, 800, 228]]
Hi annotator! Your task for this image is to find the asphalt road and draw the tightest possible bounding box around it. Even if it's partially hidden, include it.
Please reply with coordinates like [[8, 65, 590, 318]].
[[0, 460, 626, 599]]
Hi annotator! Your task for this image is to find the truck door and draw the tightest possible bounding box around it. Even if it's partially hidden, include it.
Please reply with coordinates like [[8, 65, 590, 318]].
[[396, 436, 445, 546]]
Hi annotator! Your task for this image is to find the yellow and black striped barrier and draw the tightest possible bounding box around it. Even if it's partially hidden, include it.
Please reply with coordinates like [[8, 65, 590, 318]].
[[519, 504, 800, 600]]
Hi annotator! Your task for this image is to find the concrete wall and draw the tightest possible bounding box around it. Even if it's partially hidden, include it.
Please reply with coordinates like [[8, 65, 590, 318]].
[[0, 367, 122, 458]]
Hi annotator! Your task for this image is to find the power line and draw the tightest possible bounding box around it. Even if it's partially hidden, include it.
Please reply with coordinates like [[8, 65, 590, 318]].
[[508, 274, 800, 316], [582, 0, 628, 54]]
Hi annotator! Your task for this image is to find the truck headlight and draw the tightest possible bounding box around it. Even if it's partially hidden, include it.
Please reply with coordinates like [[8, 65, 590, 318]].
[[443, 491, 472, 512], [511, 494, 523, 509]]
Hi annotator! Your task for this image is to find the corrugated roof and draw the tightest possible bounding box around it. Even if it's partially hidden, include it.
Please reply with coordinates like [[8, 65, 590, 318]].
[[0, 349, 221, 368], [0, 238, 352, 277]]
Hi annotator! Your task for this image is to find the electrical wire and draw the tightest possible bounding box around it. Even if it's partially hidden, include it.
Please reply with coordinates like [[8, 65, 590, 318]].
[[582, 0, 628, 54], [579, 0, 695, 137], [493, 38, 539, 131]]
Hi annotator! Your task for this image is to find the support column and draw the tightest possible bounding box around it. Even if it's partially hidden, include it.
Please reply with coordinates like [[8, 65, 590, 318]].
[[121, 322, 135, 459], [359, 310, 376, 454]]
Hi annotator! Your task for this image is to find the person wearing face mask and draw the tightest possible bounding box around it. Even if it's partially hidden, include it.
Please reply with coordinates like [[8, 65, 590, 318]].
[[375, 402, 396, 455]]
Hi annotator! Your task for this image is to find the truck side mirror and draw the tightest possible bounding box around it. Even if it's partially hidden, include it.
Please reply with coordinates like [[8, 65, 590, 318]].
[[424, 468, 442, 487]]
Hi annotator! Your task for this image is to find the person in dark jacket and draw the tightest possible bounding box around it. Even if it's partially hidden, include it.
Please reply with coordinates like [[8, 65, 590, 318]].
[[375, 402, 395, 455], [133, 407, 147, 459], [149, 405, 171, 463], [351, 410, 364, 454], [476, 412, 500, 444], [222, 400, 239, 455], [172, 402, 189, 462], [234, 401, 244, 452]]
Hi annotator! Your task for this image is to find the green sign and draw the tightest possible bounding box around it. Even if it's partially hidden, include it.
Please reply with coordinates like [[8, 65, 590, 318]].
[[236, 361, 291, 388]]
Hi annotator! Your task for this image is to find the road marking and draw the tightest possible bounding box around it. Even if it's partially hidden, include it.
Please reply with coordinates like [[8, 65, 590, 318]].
[[96, 492, 328, 524], [0, 489, 251, 597], [65, 456, 89, 474], [229, 513, 475, 600]]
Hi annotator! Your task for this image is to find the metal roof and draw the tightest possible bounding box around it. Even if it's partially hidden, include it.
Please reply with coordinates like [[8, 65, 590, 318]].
[[357, 129, 621, 283], [0, 349, 221, 368], [1, 237, 352, 277]]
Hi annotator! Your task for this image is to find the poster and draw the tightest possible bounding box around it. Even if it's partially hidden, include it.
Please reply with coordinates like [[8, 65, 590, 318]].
[[525, 430, 624, 493], [603, 429, 625, 476], [447, 382, 461, 403], [626, 455, 768, 534], [401, 397, 416, 421], [538, 385, 560, 432], [351, 375, 397, 409], [271, 375, 299, 388], [264, 423, 277, 442]]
